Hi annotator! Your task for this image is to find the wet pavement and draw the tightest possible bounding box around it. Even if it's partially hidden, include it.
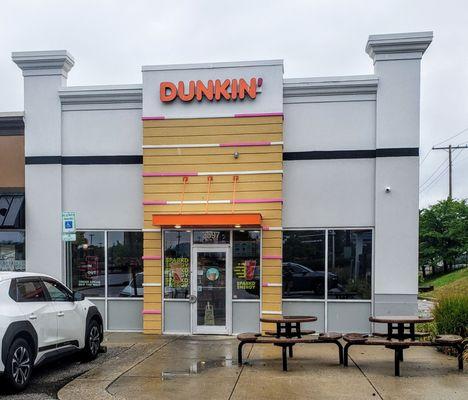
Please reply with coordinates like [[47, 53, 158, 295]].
[[57, 333, 466, 400], [0, 344, 130, 399]]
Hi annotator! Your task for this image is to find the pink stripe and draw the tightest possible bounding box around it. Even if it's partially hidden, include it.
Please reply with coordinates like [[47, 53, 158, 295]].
[[220, 141, 271, 147], [142, 116, 165, 120], [233, 198, 283, 204], [143, 172, 198, 177], [143, 200, 167, 205], [262, 226, 271, 231], [142, 255, 161, 260], [263, 255, 282, 260], [234, 112, 283, 118], [142, 309, 161, 315]]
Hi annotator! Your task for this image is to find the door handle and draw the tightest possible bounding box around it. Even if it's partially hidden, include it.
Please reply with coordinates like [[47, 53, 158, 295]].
[[57, 311, 64, 317], [188, 295, 197, 304], [29, 314, 37, 320]]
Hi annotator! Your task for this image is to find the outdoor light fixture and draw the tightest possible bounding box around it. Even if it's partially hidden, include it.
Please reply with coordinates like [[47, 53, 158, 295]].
[[234, 224, 241, 228], [174, 225, 181, 228]]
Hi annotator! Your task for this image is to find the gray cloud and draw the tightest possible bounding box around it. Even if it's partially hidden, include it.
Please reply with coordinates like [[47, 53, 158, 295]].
[[0, 0, 466, 207]]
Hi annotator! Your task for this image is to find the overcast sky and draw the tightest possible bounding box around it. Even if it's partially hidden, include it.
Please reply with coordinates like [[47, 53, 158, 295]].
[[0, 0, 467, 208]]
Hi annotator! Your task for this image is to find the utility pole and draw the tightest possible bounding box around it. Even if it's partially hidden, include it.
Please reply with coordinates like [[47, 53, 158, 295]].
[[432, 144, 468, 199]]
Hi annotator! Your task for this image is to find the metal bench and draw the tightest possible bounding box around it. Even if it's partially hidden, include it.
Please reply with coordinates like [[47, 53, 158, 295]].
[[343, 333, 466, 376], [237, 332, 343, 371]]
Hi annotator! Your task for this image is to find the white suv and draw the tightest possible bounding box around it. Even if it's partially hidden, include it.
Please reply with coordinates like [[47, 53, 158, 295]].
[[0, 272, 103, 392]]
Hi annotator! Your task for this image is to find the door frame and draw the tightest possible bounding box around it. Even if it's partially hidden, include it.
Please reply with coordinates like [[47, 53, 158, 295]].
[[190, 245, 232, 335]]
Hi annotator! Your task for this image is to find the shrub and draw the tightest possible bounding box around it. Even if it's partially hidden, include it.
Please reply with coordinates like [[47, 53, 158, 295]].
[[432, 294, 468, 338]]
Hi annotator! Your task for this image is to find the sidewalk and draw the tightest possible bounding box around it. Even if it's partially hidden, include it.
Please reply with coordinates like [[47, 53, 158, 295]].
[[58, 333, 467, 400]]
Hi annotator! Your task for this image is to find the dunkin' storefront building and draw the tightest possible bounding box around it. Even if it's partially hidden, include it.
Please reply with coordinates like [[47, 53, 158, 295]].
[[10, 31, 432, 334]]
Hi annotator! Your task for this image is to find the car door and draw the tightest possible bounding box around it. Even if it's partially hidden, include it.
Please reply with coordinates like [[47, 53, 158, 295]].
[[15, 278, 59, 354], [41, 278, 84, 348]]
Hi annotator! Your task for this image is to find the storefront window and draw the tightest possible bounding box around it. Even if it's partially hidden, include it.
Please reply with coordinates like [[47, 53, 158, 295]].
[[164, 231, 190, 299], [69, 231, 105, 297], [0, 231, 25, 271], [232, 230, 260, 299], [107, 231, 143, 297], [328, 230, 372, 299], [282, 230, 326, 299]]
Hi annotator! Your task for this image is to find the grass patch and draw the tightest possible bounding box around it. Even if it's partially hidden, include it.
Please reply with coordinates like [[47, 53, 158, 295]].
[[419, 267, 468, 299]]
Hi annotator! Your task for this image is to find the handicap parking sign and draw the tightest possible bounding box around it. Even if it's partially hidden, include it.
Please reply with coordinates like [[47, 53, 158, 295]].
[[62, 211, 76, 238]]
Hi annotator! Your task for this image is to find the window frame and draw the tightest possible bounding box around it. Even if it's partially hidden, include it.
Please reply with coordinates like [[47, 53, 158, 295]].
[[282, 227, 374, 304]]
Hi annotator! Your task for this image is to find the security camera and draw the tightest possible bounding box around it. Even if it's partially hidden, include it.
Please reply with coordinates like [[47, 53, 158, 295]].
[[385, 187, 391, 193]]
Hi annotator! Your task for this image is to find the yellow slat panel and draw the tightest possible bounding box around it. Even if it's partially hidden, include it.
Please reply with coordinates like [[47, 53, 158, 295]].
[[144, 286, 162, 295], [144, 181, 282, 194], [143, 162, 282, 173], [262, 293, 282, 303], [143, 116, 283, 127], [262, 287, 282, 295], [144, 124, 283, 137], [144, 153, 282, 165], [261, 303, 282, 312], [262, 275, 282, 284], [144, 174, 282, 184], [143, 320, 162, 330], [143, 302, 162, 310], [142, 314, 162, 321], [144, 203, 282, 213], [143, 146, 282, 156], [144, 297, 162, 305], [143, 191, 283, 202], [262, 268, 282, 277], [143, 133, 283, 145]]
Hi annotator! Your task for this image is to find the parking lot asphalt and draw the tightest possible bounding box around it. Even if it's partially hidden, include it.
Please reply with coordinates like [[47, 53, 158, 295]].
[[0, 344, 130, 399]]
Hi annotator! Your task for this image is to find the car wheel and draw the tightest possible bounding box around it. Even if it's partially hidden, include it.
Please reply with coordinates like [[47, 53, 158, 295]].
[[4, 338, 33, 392], [83, 320, 101, 361]]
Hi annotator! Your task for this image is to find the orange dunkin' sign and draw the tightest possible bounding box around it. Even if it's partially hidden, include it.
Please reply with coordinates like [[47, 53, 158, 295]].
[[160, 77, 263, 102]]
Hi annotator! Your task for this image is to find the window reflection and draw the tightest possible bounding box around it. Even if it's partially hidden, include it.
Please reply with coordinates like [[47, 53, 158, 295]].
[[164, 231, 191, 299], [70, 231, 105, 297], [107, 232, 143, 297], [0, 231, 25, 271], [232, 230, 260, 299], [282, 231, 326, 299], [327, 230, 372, 300]]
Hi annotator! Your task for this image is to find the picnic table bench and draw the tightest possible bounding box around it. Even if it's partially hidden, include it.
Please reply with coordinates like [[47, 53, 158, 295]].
[[237, 332, 343, 371], [343, 333, 465, 376]]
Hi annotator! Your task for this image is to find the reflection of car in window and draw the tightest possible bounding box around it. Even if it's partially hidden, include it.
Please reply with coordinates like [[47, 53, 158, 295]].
[[119, 272, 143, 297], [282, 262, 339, 296]]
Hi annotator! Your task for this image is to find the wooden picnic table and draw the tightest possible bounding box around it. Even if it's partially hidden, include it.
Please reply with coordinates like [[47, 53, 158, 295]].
[[260, 315, 317, 359], [260, 315, 317, 339], [369, 315, 434, 341]]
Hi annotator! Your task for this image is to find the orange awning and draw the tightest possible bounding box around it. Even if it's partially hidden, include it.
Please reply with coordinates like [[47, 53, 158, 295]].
[[152, 213, 262, 228]]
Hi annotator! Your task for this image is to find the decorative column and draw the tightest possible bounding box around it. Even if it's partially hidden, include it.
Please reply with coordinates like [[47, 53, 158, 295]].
[[366, 32, 432, 315], [12, 51, 74, 280]]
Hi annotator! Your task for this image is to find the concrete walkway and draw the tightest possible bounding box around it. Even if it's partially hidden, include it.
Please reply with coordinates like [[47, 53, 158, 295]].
[[58, 333, 467, 400]]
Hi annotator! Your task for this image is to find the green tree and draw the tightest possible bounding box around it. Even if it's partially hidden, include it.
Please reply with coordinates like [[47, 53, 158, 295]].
[[420, 198, 468, 276]]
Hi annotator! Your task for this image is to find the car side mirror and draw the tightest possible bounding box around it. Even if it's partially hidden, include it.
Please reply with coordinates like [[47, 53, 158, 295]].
[[73, 291, 84, 301]]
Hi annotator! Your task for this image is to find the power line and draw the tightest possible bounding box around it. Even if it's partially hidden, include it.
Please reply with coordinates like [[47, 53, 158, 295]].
[[419, 157, 447, 189], [432, 126, 468, 147], [420, 149, 465, 195], [419, 149, 432, 166]]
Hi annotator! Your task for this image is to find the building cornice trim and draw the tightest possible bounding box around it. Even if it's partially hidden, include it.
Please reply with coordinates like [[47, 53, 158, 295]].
[[12, 50, 75, 77], [59, 85, 143, 106], [283, 75, 378, 98], [366, 31, 433, 61], [0, 113, 24, 135]]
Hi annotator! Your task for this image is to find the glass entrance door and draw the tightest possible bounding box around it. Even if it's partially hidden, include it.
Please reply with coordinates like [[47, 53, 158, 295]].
[[191, 247, 231, 334]]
